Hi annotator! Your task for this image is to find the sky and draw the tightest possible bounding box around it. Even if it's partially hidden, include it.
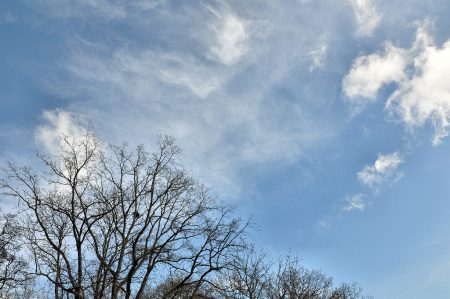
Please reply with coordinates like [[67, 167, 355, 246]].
[[1, 0, 450, 298]]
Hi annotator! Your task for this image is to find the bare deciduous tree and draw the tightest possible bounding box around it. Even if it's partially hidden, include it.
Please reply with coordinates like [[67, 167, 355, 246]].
[[216, 247, 270, 299], [329, 282, 366, 299], [1, 134, 249, 299], [142, 275, 213, 298], [266, 255, 331, 299], [0, 212, 30, 298], [265, 254, 371, 299], [0, 133, 371, 299]]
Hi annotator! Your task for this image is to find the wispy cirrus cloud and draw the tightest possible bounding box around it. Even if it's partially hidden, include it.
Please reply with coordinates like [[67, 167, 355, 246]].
[[33, 0, 128, 19], [343, 193, 367, 211], [347, 0, 381, 37], [309, 43, 328, 72], [31, 1, 339, 197], [32, 0, 169, 20], [208, 9, 249, 65]]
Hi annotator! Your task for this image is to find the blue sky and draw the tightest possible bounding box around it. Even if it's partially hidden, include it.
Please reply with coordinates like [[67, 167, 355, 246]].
[[2, 0, 450, 297]]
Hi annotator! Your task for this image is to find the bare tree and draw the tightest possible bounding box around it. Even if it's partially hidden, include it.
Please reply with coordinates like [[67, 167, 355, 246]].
[[265, 254, 370, 299], [266, 255, 330, 299], [0, 133, 371, 299], [0, 212, 30, 298], [215, 247, 270, 299], [1, 134, 103, 299], [266, 255, 371, 299], [329, 283, 369, 299], [143, 249, 371, 299], [142, 275, 213, 298], [1, 134, 249, 299]]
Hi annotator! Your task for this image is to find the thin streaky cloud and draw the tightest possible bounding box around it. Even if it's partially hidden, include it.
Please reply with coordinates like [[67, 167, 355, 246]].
[[309, 43, 328, 72], [33, 1, 338, 197], [343, 193, 367, 211], [347, 0, 381, 37]]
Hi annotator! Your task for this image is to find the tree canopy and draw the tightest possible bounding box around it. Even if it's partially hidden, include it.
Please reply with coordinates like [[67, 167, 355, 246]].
[[0, 134, 370, 299]]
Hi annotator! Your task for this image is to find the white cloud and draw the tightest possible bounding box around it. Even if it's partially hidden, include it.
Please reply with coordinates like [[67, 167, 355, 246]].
[[343, 193, 367, 211], [347, 0, 381, 37], [343, 43, 407, 101], [35, 110, 87, 154], [386, 28, 450, 144], [343, 153, 402, 213], [344, 23, 450, 144], [357, 152, 403, 188], [209, 11, 249, 65]]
